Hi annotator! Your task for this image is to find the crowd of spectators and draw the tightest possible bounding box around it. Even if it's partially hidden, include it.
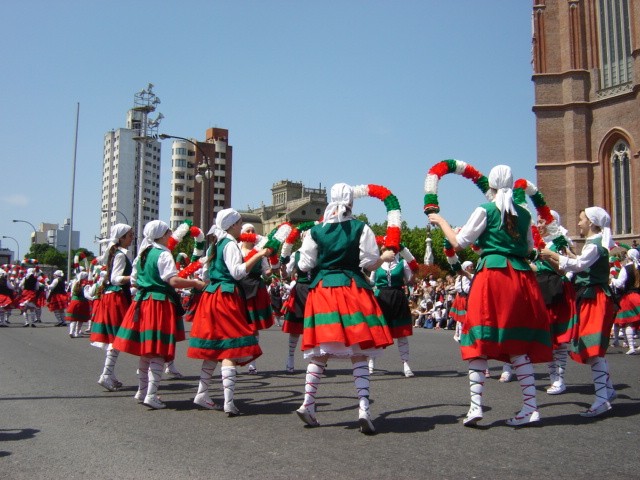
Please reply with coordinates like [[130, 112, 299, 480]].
[[407, 274, 457, 330]]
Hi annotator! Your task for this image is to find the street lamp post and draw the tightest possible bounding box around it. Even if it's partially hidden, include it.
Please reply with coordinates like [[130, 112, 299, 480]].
[[2, 236, 20, 264], [158, 134, 213, 232], [12, 219, 38, 246]]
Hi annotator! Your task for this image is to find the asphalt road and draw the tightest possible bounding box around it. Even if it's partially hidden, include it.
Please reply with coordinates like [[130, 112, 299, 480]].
[[1, 310, 639, 480]]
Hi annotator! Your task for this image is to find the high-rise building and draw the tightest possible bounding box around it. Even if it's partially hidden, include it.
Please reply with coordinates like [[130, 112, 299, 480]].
[[169, 128, 232, 232], [533, 0, 639, 243], [100, 85, 163, 253]]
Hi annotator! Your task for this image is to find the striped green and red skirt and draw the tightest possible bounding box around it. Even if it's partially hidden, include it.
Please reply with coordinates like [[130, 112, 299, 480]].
[[547, 281, 577, 347], [302, 279, 393, 352], [246, 287, 274, 332], [187, 288, 262, 365], [449, 293, 467, 323], [90, 291, 131, 348], [613, 291, 640, 327], [570, 288, 616, 364], [65, 299, 91, 322], [282, 283, 308, 335], [47, 293, 68, 312], [375, 287, 413, 338], [112, 298, 185, 361], [460, 264, 552, 364]]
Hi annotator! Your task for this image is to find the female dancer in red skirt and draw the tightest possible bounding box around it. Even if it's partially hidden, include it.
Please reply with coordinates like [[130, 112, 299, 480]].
[[238, 223, 274, 375], [533, 211, 577, 395], [295, 183, 395, 434], [65, 272, 91, 337], [47, 270, 68, 327], [610, 248, 640, 355], [187, 209, 269, 415], [429, 165, 552, 427], [0, 269, 16, 327], [113, 221, 204, 409], [91, 224, 134, 392], [541, 207, 617, 417], [17, 268, 41, 328], [281, 245, 314, 374], [368, 246, 415, 377]]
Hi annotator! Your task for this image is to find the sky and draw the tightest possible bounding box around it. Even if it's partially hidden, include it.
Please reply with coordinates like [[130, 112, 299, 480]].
[[0, 0, 538, 259]]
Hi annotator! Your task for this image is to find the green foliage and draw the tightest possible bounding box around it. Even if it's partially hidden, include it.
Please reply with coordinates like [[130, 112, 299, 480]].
[[173, 236, 195, 259]]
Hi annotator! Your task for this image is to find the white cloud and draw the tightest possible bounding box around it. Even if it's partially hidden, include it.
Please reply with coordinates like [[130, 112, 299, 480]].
[[1, 194, 29, 207]]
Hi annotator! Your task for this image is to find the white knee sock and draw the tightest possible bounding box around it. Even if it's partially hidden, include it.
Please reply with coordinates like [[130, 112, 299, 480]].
[[221, 365, 237, 407], [197, 360, 218, 397], [54, 310, 65, 324], [69, 321, 77, 335], [287, 334, 299, 369], [554, 344, 568, 384], [397, 337, 410, 363], [147, 357, 164, 399], [102, 346, 119, 378], [587, 356, 609, 407], [511, 354, 537, 414], [137, 357, 151, 395], [302, 360, 325, 414], [625, 326, 636, 350], [352, 360, 370, 415], [468, 358, 487, 413]]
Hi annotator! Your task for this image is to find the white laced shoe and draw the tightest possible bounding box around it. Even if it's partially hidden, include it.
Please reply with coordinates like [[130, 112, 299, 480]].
[[579, 401, 611, 418], [506, 409, 540, 426], [134, 390, 147, 403], [403, 363, 415, 378], [546, 381, 566, 395], [296, 406, 320, 427], [224, 402, 241, 417], [194, 393, 223, 410], [97, 375, 119, 392], [358, 409, 375, 435], [143, 395, 166, 410], [499, 371, 513, 383]]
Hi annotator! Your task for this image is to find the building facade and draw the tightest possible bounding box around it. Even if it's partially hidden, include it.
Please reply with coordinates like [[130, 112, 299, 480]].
[[169, 128, 232, 233], [100, 86, 162, 253], [240, 180, 327, 234], [533, 0, 640, 243]]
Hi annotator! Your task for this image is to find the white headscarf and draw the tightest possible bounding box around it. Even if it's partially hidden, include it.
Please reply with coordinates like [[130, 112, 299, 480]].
[[626, 248, 640, 268], [323, 183, 354, 224], [241, 223, 255, 234], [53, 270, 64, 277], [488, 165, 516, 227], [461, 261, 474, 271], [216, 208, 242, 231], [99, 223, 132, 250], [585, 206, 615, 250], [139, 220, 170, 253]]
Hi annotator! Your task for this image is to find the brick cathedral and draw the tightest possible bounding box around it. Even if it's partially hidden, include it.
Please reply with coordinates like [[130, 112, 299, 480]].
[[533, 0, 639, 244]]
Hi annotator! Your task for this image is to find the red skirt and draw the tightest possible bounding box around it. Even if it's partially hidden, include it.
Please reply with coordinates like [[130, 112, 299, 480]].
[[0, 293, 14, 309], [614, 291, 640, 327], [547, 281, 577, 347], [282, 283, 308, 335], [570, 288, 616, 364], [460, 264, 552, 363], [302, 279, 393, 351], [47, 293, 69, 312], [187, 288, 262, 365], [16, 290, 37, 308], [65, 299, 91, 322], [35, 292, 46, 308], [90, 291, 131, 346], [449, 294, 467, 323], [112, 298, 185, 361], [374, 288, 413, 338], [246, 287, 274, 332]]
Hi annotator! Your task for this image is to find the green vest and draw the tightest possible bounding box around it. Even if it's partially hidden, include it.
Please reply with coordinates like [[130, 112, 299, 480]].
[[308, 219, 371, 289], [134, 248, 174, 302], [374, 259, 405, 289], [573, 237, 611, 298], [205, 238, 239, 294], [534, 241, 560, 275], [105, 250, 132, 293], [475, 202, 532, 271]]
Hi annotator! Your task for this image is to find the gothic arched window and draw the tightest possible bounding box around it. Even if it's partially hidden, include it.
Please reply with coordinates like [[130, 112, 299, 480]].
[[598, 0, 632, 89], [611, 140, 632, 234]]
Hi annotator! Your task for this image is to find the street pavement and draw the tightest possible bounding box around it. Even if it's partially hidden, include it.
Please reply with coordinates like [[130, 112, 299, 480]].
[[1, 310, 639, 479]]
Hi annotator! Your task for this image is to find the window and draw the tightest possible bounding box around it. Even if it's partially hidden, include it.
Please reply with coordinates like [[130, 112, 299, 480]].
[[598, 0, 632, 89], [611, 140, 632, 234]]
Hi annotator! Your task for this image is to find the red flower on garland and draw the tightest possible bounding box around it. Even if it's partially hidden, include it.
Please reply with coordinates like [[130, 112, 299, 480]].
[[428, 161, 450, 179], [368, 184, 391, 201]]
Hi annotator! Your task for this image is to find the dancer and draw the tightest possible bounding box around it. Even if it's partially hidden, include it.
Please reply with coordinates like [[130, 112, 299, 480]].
[[91, 224, 134, 392], [533, 211, 577, 394], [0, 269, 16, 327], [65, 272, 91, 337], [47, 270, 68, 327], [281, 243, 314, 374], [428, 165, 552, 427], [610, 249, 640, 355], [238, 223, 274, 374], [112, 221, 205, 409], [295, 183, 395, 434], [450, 260, 474, 343], [17, 268, 41, 328], [369, 244, 415, 377], [540, 207, 616, 417], [187, 209, 268, 415]]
